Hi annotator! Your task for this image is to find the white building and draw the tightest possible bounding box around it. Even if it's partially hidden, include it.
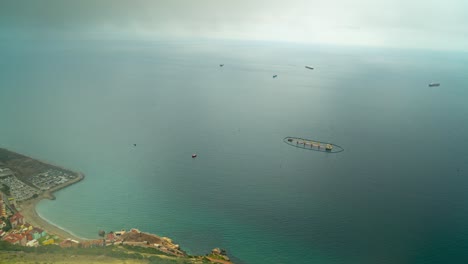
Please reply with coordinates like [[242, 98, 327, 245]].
[[26, 239, 39, 247]]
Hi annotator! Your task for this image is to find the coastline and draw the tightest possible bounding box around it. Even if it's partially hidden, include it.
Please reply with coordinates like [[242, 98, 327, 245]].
[[17, 172, 86, 241], [1, 148, 233, 262]]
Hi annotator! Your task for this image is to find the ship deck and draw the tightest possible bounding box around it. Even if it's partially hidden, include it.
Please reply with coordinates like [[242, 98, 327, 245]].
[[283, 137, 344, 153]]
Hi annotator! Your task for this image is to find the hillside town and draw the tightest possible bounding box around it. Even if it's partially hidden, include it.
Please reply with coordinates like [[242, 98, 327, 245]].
[[0, 164, 79, 248], [0, 205, 183, 255], [1, 194, 230, 262], [0, 159, 83, 248], [0, 149, 232, 263], [0, 171, 186, 256]]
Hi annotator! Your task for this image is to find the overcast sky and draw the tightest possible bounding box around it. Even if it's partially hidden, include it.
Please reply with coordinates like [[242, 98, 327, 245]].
[[1, 0, 467, 51]]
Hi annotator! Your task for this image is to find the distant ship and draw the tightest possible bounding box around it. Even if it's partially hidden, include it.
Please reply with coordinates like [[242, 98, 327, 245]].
[[283, 137, 344, 153], [305, 66, 314, 70], [273, 75, 278, 78], [429, 83, 440, 87], [220, 64, 224, 67]]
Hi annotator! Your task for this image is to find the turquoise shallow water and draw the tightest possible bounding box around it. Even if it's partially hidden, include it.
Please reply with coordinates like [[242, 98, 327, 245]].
[[1, 39, 468, 264]]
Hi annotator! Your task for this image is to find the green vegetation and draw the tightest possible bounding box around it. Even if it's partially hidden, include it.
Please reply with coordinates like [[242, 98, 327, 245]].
[[207, 253, 228, 261], [1, 183, 11, 196], [121, 245, 174, 257], [0, 251, 147, 264], [1, 217, 12, 232], [0, 241, 208, 264]]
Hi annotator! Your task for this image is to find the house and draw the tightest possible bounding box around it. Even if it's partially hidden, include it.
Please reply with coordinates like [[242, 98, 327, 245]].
[[60, 239, 80, 248], [42, 238, 55, 246], [0, 230, 5, 237], [26, 239, 39, 247], [3, 233, 26, 246], [114, 230, 126, 237], [9, 212, 24, 228], [0, 220, 5, 228], [2, 234, 20, 245], [30, 228, 47, 240], [106, 232, 115, 242], [1, 201, 6, 217], [80, 239, 104, 248]]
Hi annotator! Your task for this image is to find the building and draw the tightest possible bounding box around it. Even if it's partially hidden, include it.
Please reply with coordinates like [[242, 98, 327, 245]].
[[0, 168, 14, 178], [30, 228, 47, 240], [21, 223, 33, 232], [42, 238, 55, 245], [0, 220, 5, 228], [80, 239, 104, 248], [9, 212, 24, 228], [0, 195, 7, 217], [106, 232, 116, 242], [3, 233, 26, 246], [60, 239, 80, 248], [114, 230, 126, 237], [26, 239, 39, 247]]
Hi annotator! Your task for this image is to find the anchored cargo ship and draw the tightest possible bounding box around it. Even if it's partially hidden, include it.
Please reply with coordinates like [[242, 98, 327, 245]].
[[283, 136, 344, 153]]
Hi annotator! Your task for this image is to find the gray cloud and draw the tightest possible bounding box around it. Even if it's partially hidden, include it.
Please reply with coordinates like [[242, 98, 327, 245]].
[[1, 0, 467, 51]]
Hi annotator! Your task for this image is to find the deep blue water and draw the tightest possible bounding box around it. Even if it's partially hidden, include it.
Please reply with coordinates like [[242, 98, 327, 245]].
[[1, 39, 468, 264]]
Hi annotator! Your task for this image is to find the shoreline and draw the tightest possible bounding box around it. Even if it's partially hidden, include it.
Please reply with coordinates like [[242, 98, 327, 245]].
[[18, 171, 87, 241], [2, 148, 232, 262]]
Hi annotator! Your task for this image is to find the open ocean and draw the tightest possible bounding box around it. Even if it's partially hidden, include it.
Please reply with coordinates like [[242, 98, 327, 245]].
[[1, 39, 468, 264]]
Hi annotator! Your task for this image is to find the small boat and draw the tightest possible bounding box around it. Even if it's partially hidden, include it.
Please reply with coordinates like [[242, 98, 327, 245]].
[[220, 64, 224, 67], [283, 137, 344, 153], [273, 75, 278, 78], [429, 83, 440, 87], [305, 66, 314, 70], [192, 154, 197, 158], [133, 144, 136, 147]]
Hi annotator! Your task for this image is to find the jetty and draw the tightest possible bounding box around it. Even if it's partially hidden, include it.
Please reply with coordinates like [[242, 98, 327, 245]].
[[283, 136, 344, 153]]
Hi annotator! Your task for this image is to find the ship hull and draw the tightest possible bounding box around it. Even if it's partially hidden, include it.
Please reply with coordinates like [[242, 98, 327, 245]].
[[283, 137, 344, 153]]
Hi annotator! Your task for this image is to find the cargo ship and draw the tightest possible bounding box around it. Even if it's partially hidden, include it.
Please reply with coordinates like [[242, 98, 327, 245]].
[[283, 136, 344, 153]]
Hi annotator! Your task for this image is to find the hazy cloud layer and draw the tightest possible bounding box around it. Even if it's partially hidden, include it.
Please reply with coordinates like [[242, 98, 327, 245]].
[[1, 0, 467, 50]]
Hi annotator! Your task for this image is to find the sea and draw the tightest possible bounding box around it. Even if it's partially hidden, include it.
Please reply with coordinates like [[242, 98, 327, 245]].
[[1, 38, 468, 264]]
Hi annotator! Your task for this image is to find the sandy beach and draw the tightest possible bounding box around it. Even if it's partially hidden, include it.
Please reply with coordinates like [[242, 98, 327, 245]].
[[17, 172, 86, 241]]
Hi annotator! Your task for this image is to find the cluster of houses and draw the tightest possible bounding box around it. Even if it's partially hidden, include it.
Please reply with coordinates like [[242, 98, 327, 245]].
[[0, 173, 40, 202], [0, 211, 105, 249], [0, 165, 80, 203], [1, 212, 52, 247], [31, 170, 76, 191], [0, 210, 186, 258], [55, 230, 126, 249], [57, 228, 185, 256]]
